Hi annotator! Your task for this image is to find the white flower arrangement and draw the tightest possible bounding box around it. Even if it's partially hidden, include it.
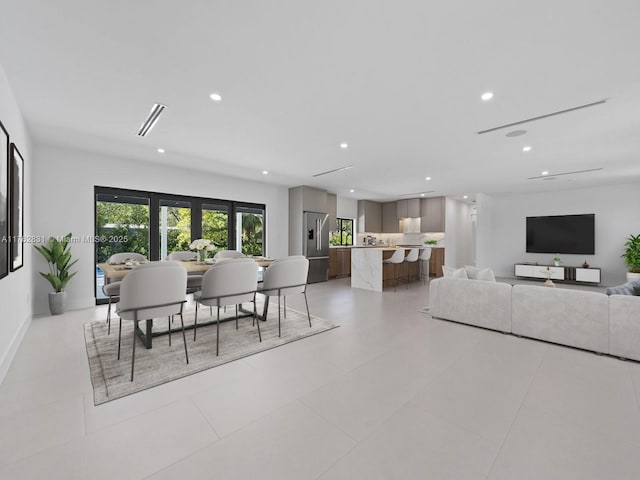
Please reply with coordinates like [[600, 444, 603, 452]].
[[189, 239, 214, 251]]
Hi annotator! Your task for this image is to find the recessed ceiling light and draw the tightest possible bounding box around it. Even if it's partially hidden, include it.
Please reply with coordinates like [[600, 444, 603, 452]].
[[463, 195, 468, 199], [209, 92, 222, 102], [522, 146, 532, 152], [157, 148, 165, 154], [541, 171, 549, 176], [425, 176, 431, 181], [420, 193, 425, 197], [506, 129, 527, 137], [481, 92, 494, 101], [340, 142, 349, 149], [349, 189, 355, 193], [262, 170, 269, 175]]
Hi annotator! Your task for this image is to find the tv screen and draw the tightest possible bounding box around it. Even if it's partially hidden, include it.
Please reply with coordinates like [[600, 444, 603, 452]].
[[526, 214, 595, 254]]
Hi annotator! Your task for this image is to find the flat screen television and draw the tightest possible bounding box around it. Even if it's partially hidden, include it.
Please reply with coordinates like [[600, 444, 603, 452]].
[[526, 214, 595, 254]]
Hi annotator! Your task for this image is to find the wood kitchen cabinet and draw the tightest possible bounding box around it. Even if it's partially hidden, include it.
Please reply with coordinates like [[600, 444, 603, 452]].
[[420, 196, 445, 232], [357, 200, 382, 233], [429, 247, 445, 278], [382, 202, 400, 233], [329, 248, 351, 278]]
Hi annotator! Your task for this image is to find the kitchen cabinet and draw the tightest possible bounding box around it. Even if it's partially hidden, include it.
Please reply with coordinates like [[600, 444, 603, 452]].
[[329, 248, 351, 278], [397, 198, 420, 218], [357, 200, 382, 233], [327, 193, 337, 230], [420, 196, 445, 232], [301, 186, 328, 213], [429, 247, 445, 278], [382, 202, 400, 233]]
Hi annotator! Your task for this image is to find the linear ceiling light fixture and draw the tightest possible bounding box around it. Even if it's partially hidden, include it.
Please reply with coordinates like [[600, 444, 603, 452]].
[[312, 165, 352, 177], [527, 167, 603, 180], [137, 103, 166, 136], [477, 99, 607, 135]]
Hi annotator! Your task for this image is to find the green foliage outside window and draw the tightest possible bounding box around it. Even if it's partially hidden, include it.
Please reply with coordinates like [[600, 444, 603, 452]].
[[331, 218, 353, 246], [96, 202, 150, 262]]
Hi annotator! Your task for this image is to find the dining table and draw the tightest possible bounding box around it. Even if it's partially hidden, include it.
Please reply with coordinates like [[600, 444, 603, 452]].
[[98, 257, 275, 348]]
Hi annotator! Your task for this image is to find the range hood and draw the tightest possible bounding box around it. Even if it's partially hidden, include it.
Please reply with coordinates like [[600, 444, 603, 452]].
[[401, 217, 421, 233]]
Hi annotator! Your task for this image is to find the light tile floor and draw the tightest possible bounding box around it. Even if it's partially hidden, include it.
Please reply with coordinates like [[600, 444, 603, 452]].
[[1, 278, 640, 479]]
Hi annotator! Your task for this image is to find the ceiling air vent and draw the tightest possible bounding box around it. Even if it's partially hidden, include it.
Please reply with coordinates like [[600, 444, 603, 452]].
[[137, 103, 166, 137], [528, 168, 603, 180], [477, 99, 607, 135], [312, 165, 352, 177]]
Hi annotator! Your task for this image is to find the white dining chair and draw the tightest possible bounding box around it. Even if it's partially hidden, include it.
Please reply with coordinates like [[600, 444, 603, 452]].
[[167, 251, 203, 295], [193, 258, 259, 355], [102, 252, 148, 334], [167, 251, 197, 261], [116, 261, 188, 381], [260, 255, 311, 337], [214, 250, 245, 259]]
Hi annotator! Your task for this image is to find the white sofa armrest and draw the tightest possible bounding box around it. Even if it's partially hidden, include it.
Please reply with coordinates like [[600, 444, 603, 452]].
[[609, 295, 640, 361]]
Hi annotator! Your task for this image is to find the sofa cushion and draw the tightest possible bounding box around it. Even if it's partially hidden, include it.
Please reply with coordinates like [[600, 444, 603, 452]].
[[452, 267, 468, 279], [464, 265, 480, 279], [442, 265, 454, 277], [605, 281, 640, 296], [476, 267, 496, 282]]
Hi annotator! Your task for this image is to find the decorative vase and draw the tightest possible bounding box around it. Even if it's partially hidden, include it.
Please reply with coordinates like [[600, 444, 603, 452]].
[[544, 279, 555, 288], [554, 261, 560, 267], [198, 250, 207, 263], [48, 291, 67, 315], [627, 272, 640, 283]]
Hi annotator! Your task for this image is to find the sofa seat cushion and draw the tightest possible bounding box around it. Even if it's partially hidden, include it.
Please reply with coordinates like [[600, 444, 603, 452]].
[[511, 285, 609, 353]]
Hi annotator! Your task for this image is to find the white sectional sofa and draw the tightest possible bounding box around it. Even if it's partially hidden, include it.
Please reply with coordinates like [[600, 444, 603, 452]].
[[429, 277, 640, 360]]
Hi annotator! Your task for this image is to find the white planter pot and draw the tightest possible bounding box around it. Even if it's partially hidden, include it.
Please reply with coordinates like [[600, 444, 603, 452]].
[[626, 272, 640, 283]]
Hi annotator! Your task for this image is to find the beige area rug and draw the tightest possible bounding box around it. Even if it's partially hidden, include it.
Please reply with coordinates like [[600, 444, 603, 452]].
[[84, 301, 339, 405]]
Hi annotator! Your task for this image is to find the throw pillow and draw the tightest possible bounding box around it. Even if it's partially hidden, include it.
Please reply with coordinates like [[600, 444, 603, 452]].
[[632, 280, 640, 295], [442, 265, 454, 278], [464, 265, 480, 279], [476, 267, 496, 282], [452, 267, 469, 279], [605, 282, 637, 296]]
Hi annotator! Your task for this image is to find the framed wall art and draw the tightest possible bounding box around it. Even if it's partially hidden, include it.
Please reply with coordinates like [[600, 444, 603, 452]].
[[10, 143, 24, 271], [0, 120, 8, 280]]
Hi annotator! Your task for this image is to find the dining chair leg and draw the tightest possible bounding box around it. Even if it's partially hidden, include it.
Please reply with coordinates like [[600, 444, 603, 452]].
[[254, 298, 261, 342], [130, 320, 137, 382], [180, 313, 189, 364], [194, 302, 199, 341], [117, 318, 123, 360], [168, 316, 172, 346], [235, 304, 239, 330], [284, 296, 287, 319], [303, 291, 312, 328], [216, 306, 220, 356], [106, 296, 112, 335], [278, 295, 282, 337]]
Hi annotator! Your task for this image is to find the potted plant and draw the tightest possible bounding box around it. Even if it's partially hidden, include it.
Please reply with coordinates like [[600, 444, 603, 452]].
[[424, 240, 438, 246], [622, 234, 640, 282], [34, 233, 78, 315], [553, 256, 561, 266]]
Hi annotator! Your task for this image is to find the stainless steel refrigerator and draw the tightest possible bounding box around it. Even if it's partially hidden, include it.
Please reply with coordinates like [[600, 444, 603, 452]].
[[303, 211, 329, 283]]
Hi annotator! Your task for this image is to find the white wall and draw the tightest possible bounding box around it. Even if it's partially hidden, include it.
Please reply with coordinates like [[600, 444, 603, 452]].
[[0, 64, 32, 382], [336, 196, 357, 221], [31, 144, 289, 315], [444, 198, 474, 268], [475, 184, 640, 286]]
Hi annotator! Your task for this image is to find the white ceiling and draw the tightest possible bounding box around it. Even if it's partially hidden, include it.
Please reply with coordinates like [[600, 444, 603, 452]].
[[1, 0, 640, 202]]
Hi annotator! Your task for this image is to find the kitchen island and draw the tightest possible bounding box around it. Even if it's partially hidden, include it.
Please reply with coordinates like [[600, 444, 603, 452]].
[[351, 246, 444, 291]]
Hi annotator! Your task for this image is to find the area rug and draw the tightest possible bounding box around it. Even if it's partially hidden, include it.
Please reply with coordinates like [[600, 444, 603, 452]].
[[84, 302, 339, 405]]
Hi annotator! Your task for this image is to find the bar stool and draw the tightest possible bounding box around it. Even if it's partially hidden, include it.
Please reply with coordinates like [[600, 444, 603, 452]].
[[404, 248, 420, 287], [383, 249, 406, 291], [419, 248, 432, 283]]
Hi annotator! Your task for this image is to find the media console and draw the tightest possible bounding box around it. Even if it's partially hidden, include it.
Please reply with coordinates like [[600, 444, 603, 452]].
[[514, 263, 601, 285]]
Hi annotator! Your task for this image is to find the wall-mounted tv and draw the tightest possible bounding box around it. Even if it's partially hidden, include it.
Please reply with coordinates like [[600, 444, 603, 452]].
[[526, 214, 595, 254]]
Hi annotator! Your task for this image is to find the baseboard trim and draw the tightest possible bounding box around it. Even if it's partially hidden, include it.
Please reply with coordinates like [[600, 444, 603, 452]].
[[0, 313, 31, 384]]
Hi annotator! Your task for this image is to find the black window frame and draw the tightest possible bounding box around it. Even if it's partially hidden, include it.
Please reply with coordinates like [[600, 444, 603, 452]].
[[334, 217, 354, 246]]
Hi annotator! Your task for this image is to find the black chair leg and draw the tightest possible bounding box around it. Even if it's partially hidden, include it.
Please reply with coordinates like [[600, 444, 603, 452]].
[[168, 316, 172, 346], [254, 299, 261, 342], [194, 302, 199, 341], [284, 296, 287, 319], [235, 304, 238, 330], [106, 296, 112, 334], [180, 313, 189, 364], [278, 295, 282, 337], [304, 291, 312, 328], [117, 318, 122, 360], [130, 320, 137, 382], [216, 306, 220, 356]]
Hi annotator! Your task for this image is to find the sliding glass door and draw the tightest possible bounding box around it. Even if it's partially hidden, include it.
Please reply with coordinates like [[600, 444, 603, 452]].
[[236, 205, 264, 256], [159, 199, 192, 260], [202, 203, 229, 252]]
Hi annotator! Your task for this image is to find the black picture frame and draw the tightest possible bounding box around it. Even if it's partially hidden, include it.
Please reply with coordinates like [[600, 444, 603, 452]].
[[10, 143, 24, 272], [0, 121, 8, 280]]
